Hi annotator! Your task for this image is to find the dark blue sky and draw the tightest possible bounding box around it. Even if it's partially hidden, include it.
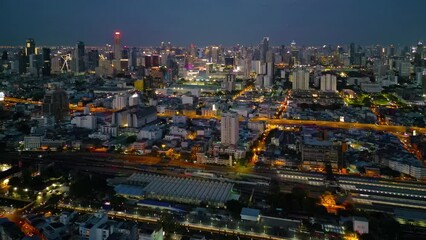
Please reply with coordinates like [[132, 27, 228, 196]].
[[1, 0, 425, 47]]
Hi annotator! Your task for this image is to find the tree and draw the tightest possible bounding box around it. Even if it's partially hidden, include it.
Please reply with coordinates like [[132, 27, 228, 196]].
[[69, 175, 92, 198], [8, 176, 21, 187], [110, 195, 127, 211], [225, 200, 243, 220], [159, 212, 179, 240], [126, 135, 137, 144]]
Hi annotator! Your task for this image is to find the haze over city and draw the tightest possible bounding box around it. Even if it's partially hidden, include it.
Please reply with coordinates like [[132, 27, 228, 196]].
[[1, 1, 426, 240], [1, 0, 426, 46]]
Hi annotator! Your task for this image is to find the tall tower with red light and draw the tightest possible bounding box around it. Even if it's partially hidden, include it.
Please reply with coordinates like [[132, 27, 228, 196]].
[[114, 31, 122, 60]]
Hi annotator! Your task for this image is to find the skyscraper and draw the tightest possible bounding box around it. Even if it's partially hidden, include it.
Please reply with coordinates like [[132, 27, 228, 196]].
[[87, 50, 99, 71], [260, 37, 269, 62], [129, 47, 138, 70], [41, 48, 51, 76], [114, 32, 122, 60], [24, 38, 36, 72], [75, 41, 85, 72], [221, 112, 239, 146], [25, 38, 35, 57], [1, 51, 7, 61]]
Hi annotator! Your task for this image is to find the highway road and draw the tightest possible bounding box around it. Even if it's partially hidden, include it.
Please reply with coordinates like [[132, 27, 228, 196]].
[[4, 95, 425, 134], [157, 113, 426, 134]]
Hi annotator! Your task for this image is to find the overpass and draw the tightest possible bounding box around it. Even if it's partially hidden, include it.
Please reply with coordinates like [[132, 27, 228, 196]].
[[158, 113, 425, 134]]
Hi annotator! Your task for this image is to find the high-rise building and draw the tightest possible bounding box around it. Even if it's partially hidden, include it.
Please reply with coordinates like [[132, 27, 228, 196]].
[[87, 50, 99, 71], [320, 73, 337, 92], [75, 41, 85, 72], [260, 37, 269, 62], [1, 51, 7, 61], [114, 32, 122, 60], [349, 43, 355, 65], [292, 68, 310, 90], [23, 38, 36, 72], [41, 48, 51, 76], [211, 46, 219, 63], [398, 61, 412, 77], [42, 89, 69, 122], [25, 38, 35, 57], [129, 47, 138, 70], [221, 112, 239, 146]]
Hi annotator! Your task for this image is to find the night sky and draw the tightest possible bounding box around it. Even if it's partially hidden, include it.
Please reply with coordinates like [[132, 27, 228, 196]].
[[1, 0, 425, 47]]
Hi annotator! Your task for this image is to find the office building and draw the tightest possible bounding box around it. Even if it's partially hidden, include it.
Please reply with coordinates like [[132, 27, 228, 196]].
[[41, 48, 51, 76], [25, 38, 35, 57], [75, 41, 85, 72], [260, 37, 269, 62], [129, 47, 138, 70], [221, 112, 239, 146], [42, 89, 69, 122], [300, 137, 344, 171], [87, 50, 99, 71], [114, 31, 121, 60], [398, 61, 412, 77]]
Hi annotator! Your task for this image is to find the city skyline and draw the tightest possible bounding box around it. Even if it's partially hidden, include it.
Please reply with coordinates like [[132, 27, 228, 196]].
[[1, 0, 426, 46]]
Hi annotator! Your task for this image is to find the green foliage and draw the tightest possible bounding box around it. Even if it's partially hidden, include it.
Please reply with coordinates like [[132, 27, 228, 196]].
[[8, 176, 21, 187], [69, 175, 92, 198], [126, 135, 137, 144], [225, 200, 243, 220], [159, 212, 179, 240], [268, 186, 326, 215]]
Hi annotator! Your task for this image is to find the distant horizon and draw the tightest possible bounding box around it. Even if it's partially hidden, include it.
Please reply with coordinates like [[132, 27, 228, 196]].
[[0, 38, 423, 49], [1, 0, 425, 47]]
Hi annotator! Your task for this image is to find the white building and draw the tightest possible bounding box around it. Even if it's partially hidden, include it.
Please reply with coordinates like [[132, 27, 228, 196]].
[[129, 93, 140, 107], [320, 73, 337, 92], [78, 212, 108, 240], [221, 74, 236, 92], [112, 93, 129, 110], [137, 126, 163, 140], [139, 227, 164, 240], [100, 125, 118, 137], [172, 115, 188, 125], [71, 115, 97, 129], [93, 221, 116, 240], [292, 68, 310, 90], [221, 112, 239, 146], [353, 217, 369, 235], [388, 159, 426, 179], [181, 95, 194, 105], [169, 126, 189, 138]]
